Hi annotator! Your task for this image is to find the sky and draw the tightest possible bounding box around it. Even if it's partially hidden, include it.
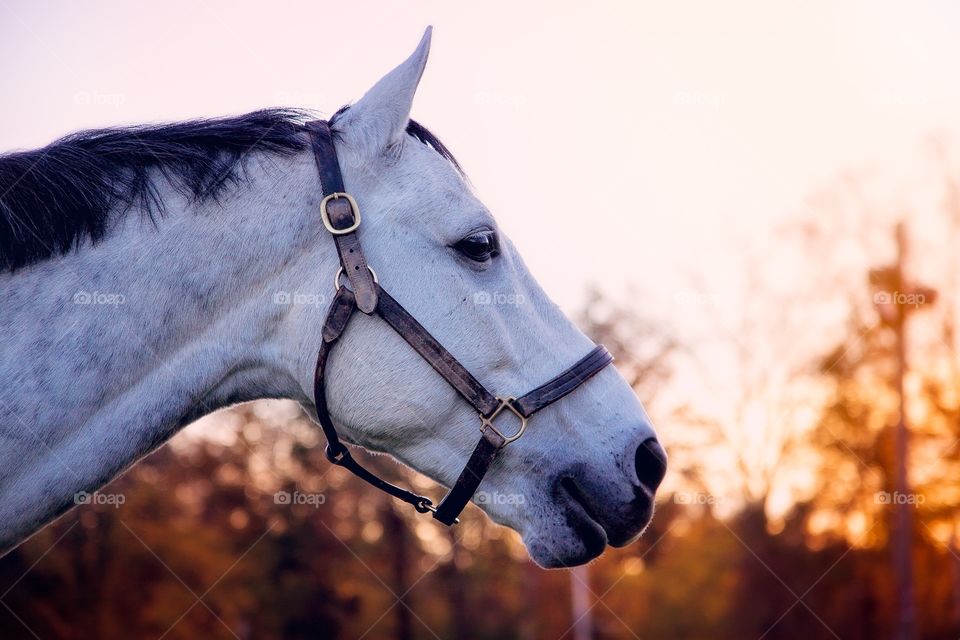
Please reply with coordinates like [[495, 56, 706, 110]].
[[2, 0, 958, 311], [4, 1, 960, 488]]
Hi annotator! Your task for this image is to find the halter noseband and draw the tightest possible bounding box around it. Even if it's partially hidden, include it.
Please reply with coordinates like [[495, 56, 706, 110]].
[[306, 120, 613, 525]]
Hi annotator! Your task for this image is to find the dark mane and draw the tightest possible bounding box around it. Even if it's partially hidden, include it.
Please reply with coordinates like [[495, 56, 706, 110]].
[[330, 104, 462, 174], [0, 108, 461, 272], [398, 119, 464, 175]]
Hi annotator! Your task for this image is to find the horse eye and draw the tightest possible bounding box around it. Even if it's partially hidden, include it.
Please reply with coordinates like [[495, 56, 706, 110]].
[[453, 231, 500, 262]]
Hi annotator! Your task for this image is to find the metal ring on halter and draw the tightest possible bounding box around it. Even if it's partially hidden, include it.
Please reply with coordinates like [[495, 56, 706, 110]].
[[415, 498, 458, 523], [479, 395, 528, 445], [334, 265, 378, 291], [415, 499, 436, 514]]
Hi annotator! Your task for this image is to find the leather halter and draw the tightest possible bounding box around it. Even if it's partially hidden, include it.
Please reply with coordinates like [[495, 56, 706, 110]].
[[306, 120, 613, 525]]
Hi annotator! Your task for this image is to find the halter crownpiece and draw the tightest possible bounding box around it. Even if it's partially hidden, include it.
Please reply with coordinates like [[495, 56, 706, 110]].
[[306, 120, 614, 525]]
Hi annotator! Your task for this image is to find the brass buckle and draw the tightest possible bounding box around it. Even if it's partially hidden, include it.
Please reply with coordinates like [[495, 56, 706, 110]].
[[479, 396, 527, 445], [320, 192, 361, 235]]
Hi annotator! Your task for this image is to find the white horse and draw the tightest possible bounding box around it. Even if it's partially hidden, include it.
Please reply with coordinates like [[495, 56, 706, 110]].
[[0, 28, 665, 568]]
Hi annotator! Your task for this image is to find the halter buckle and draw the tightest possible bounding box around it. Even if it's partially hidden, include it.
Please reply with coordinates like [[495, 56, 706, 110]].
[[320, 192, 361, 235], [479, 396, 528, 445]]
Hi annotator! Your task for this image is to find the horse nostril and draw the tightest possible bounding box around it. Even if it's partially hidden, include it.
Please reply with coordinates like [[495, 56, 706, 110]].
[[634, 438, 667, 491]]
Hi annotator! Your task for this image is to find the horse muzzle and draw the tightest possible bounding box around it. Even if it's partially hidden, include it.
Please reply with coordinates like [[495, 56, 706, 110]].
[[526, 436, 667, 567]]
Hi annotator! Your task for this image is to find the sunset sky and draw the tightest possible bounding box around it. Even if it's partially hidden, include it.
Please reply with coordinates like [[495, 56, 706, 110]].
[[3, 0, 959, 306], [4, 1, 960, 492]]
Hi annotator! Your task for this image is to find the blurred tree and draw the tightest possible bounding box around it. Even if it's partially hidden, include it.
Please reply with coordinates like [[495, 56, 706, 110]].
[[4, 140, 960, 639]]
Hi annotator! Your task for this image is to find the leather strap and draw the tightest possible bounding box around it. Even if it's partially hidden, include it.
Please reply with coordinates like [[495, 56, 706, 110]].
[[313, 287, 437, 514], [513, 345, 613, 417], [312, 288, 614, 525], [433, 428, 505, 525], [375, 286, 500, 416], [305, 120, 378, 314], [431, 345, 613, 525], [305, 121, 615, 526]]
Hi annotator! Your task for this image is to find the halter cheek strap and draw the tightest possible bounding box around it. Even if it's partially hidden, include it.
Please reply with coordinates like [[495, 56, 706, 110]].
[[306, 121, 378, 314], [306, 119, 613, 526]]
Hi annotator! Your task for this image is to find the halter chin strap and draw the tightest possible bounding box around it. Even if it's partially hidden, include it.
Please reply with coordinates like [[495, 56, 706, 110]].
[[306, 120, 614, 525]]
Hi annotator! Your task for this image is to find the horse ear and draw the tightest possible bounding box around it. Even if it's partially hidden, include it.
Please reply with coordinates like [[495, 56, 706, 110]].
[[336, 27, 432, 155]]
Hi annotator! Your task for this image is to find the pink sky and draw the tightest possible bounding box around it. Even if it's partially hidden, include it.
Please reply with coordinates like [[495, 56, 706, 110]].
[[3, 1, 958, 310], [4, 2, 960, 490]]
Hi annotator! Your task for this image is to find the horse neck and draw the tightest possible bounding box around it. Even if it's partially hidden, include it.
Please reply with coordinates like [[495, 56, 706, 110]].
[[0, 150, 333, 548]]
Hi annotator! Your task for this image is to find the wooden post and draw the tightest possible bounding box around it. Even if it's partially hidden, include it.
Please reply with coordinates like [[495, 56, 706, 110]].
[[570, 565, 593, 640], [891, 223, 916, 640], [871, 223, 937, 640], [384, 505, 413, 640]]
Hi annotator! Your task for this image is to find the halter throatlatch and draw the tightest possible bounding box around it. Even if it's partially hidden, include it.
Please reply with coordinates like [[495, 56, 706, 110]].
[[306, 120, 613, 525]]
